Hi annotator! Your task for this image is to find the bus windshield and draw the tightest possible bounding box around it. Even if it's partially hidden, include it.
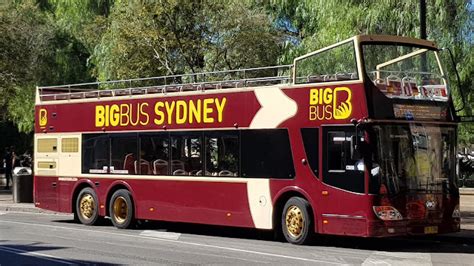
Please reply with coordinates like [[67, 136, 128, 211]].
[[370, 124, 457, 195], [362, 44, 448, 101]]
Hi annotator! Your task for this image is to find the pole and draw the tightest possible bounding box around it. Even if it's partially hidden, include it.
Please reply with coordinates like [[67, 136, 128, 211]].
[[420, 0, 427, 75], [420, 0, 427, 39]]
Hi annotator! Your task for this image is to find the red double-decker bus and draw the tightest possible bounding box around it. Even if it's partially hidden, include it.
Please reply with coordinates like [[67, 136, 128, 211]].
[[34, 35, 460, 244]]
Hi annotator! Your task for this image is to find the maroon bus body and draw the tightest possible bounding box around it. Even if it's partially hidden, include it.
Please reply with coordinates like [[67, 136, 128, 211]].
[[34, 78, 460, 237]]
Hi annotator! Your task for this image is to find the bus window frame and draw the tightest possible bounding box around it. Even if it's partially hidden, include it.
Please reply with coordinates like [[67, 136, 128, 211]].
[[292, 37, 364, 85]]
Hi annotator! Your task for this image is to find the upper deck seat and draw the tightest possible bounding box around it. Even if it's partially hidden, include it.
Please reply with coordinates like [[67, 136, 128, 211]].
[[70, 92, 84, 99], [99, 90, 113, 97], [131, 88, 146, 95], [307, 75, 324, 83], [172, 169, 188, 175], [218, 170, 234, 177], [374, 78, 387, 92], [196, 170, 211, 176], [402, 76, 418, 96], [146, 86, 164, 94], [386, 75, 402, 95], [114, 89, 130, 96], [335, 73, 353, 81], [180, 84, 198, 92], [201, 83, 221, 90], [164, 85, 180, 93], [55, 94, 70, 100], [84, 91, 99, 98], [188, 170, 200, 176], [123, 153, 136, 174], [153, 159, 168, 175], [135, 159, 151, 175]]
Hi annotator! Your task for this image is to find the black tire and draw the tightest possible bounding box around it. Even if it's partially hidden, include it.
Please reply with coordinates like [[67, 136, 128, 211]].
[[281, 197, 313, 245], [109, 189, 135, 229], [76, 187, 100, 225]]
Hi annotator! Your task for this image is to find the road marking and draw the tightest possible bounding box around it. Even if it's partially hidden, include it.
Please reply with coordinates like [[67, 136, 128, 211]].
[[0, 220, 345, 265], [362, 251, 432, 266], [0, 211, 6, 215], [140, 230, 181, 240], [0, 246, 76, 265]]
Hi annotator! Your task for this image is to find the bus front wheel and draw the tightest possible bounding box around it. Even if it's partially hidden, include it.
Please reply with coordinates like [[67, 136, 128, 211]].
[[281, 197, 313, 245], [76, 187, 100, 226], [109, 189, 135, 229]]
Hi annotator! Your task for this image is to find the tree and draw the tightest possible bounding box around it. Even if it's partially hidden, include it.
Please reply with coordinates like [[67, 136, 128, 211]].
[[91, 0, 283, 82], [0, 1, 92, 132]]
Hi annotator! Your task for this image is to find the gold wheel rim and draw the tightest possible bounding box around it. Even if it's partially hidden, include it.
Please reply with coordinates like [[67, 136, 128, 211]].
[[113, 196, 128, 224], [79, 194, 95, 220], [285, 205, 304, 238]]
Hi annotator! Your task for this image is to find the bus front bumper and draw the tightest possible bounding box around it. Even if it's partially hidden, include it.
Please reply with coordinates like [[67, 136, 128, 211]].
[[367, 218, 461, 237]]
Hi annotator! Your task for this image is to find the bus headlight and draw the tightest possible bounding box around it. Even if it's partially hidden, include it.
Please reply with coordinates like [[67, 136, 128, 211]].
[[373, 206, 403, 221], [452, 205, 461, 218]]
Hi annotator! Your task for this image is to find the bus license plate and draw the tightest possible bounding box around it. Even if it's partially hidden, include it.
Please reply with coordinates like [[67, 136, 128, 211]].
[[424, 226, 438, 234]]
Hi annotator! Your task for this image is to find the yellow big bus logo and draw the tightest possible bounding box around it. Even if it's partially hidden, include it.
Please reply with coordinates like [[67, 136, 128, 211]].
[[308, 87, 352, 120], [39, 108, 48, 128]]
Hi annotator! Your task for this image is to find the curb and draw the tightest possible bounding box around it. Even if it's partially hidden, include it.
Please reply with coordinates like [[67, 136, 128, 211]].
[[0, 205, 61, 215]]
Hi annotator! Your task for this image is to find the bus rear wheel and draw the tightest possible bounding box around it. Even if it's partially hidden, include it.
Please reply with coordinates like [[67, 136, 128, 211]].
[[281, 197, 313, 245], [76, 187, 100, 226], [109, 189, 135, 229]]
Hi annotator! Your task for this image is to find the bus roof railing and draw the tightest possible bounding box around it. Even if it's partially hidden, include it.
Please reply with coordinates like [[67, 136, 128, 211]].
[[37, 65, 293, 102]]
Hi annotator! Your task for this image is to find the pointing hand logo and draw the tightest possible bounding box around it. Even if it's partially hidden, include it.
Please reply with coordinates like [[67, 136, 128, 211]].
[[333, 87, 352, 120], [39, 109, 48, 128]]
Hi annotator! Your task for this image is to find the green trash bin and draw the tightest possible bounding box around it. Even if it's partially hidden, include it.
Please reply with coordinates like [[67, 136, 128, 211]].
[[12, 167, 33, 203]]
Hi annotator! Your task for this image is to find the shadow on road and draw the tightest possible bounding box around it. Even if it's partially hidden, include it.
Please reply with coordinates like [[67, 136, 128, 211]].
[[0, 241, 117, 265]]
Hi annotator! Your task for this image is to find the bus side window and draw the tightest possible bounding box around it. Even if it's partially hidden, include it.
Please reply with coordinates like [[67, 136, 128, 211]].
[[205, 131, 239, 177], [82, 134, 109, 174], [110, 133, 138, 175], [301, 128, 319, 177], [170, 133, 203, 176], [294, 40, 358, 84], [241, 129, 295, 179], [140, 133, 169, 175]]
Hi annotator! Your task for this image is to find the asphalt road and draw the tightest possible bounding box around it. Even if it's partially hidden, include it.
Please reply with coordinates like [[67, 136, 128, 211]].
[[1, 212, 474, 265]]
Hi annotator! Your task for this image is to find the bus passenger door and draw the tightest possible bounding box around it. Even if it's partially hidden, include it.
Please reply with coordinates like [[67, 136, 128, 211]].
[[319, 126, 368, 236], [57, 135, 81, 212]]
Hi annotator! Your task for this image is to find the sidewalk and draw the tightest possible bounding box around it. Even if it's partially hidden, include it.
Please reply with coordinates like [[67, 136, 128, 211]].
[[0, 188, 54, 214]]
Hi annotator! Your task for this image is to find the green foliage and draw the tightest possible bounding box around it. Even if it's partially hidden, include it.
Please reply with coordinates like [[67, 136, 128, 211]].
[[0, 1, 56, 132], [0, 1, 92, 132], [7, 86, 35, 133], [91, 0, 282, 82]]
